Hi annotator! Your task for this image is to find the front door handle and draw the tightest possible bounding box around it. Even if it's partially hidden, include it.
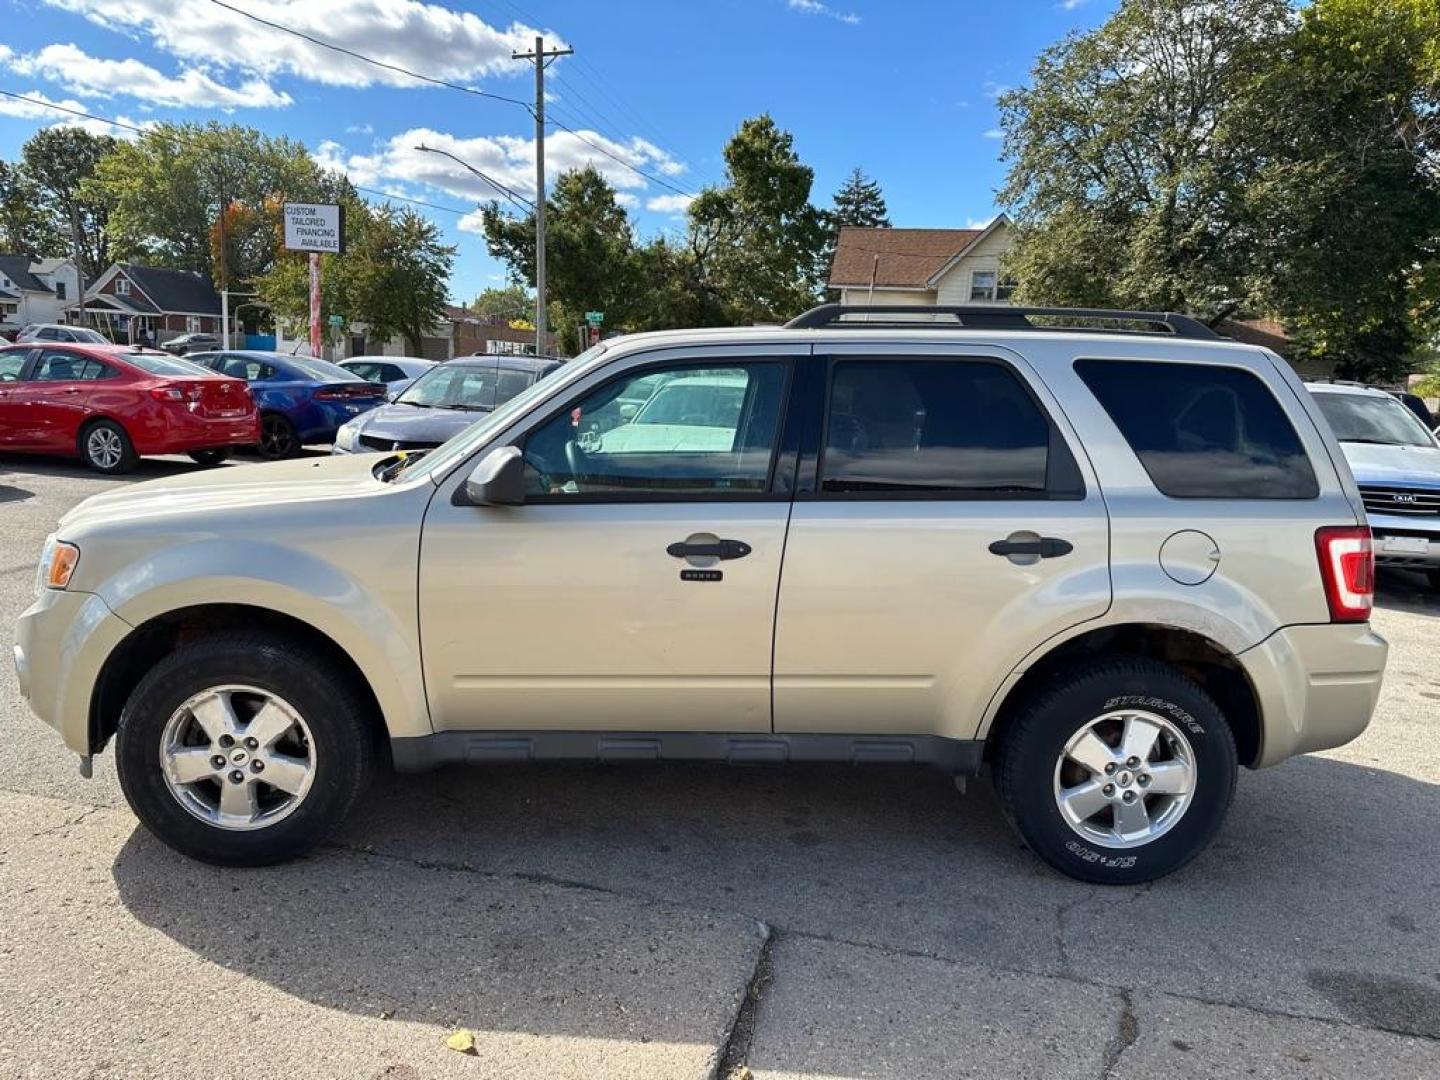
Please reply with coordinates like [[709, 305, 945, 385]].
[[667, 538, 752, 560], [988, 536, 1073, 559]]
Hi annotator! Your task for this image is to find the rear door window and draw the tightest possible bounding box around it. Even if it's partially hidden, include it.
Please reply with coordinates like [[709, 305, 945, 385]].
[[818, 358, 1083, 498], [31, 350, 110, 381], [1076, 358, 1318, 499]]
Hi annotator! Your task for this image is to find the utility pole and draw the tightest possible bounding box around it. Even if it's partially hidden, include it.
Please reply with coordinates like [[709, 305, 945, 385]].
[[512, 34, 572, 356]]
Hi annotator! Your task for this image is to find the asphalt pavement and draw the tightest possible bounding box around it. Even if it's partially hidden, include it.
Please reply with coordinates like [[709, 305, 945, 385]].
[[2, 451, 1439, 1079]]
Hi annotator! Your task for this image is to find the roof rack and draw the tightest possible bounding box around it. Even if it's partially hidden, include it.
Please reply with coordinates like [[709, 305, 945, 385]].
[[783, 304, 1220, 340]]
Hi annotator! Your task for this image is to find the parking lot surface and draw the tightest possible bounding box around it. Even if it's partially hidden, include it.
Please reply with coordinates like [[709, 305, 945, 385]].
[[3, 453, 1440, 1079]]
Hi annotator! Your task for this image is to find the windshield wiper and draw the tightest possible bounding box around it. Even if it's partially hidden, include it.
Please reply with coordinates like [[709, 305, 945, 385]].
[[398, 401, 433, 409], [1341, 437, 1404, 445]]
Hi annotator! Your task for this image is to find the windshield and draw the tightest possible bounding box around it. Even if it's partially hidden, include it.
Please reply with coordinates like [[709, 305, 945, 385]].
[[386, 343, 602, 482], [1314, 392, 1435, 448], [70, 327, 108, 343], [125, 351, 215, 376], [398, 362, 535, 411]]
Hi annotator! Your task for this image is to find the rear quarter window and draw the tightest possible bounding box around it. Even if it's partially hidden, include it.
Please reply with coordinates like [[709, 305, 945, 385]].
[[1075, 358, 1318, 499]]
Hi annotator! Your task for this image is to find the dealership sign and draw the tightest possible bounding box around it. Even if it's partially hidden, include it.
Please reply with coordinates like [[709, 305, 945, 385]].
[[283, 202, 345, 254]]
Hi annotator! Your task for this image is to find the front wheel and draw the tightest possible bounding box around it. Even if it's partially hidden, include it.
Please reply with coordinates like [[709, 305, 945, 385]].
[[79, 419, 138, 474], [115, 633, 376, 865], [256, 413, 298, 460], [993, 658, 1237, 885]]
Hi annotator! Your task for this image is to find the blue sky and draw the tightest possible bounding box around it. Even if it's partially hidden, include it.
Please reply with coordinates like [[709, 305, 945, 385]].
[[0, 0, 1115, 301]]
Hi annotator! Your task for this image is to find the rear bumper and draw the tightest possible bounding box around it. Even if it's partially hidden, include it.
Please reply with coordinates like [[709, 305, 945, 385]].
[[1240, 622, 1388, 767], [132, 413, 260, 454], [295, 401, 381, 444], [14, 587, 132, 756]]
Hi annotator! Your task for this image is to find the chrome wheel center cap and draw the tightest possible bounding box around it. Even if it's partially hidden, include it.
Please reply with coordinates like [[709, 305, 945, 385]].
[[230, 749, 248, 765]]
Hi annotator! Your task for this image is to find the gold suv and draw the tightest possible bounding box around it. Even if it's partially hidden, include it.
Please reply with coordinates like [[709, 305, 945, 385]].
[[14, 305, 1388, 883]]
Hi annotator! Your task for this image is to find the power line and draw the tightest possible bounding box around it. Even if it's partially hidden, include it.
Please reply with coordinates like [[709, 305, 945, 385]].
[[546, 116, 695, 199], [0, 89, 473, 217], [205, 0, 534, 111]]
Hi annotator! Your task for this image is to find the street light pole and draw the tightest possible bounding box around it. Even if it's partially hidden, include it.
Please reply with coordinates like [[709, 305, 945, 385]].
[[512, 35, 572, 355]]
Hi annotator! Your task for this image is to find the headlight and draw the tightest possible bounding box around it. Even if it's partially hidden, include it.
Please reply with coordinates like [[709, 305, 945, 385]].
[[335, 419, 360, 451], [37, 535, 80, 592]]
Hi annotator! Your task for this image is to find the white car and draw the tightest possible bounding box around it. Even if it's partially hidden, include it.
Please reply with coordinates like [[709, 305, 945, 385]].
[[337, 356, 436, 398], [594, 373, 748, 453]]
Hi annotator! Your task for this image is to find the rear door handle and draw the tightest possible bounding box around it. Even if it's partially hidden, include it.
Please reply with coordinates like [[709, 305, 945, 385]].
[[667, 539, 752, 560], [988, 536, 1073, 559]]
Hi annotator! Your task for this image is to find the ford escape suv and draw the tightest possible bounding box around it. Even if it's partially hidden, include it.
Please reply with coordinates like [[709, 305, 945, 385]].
[[14, 305, 1388, 884]]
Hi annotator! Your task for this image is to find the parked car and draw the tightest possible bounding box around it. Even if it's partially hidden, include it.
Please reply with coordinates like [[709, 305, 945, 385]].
[[15, 304, 1387, 884], [16, 323, 108, 345], [161, 332, 222, 356], [1393, 390, 1437, 431], [1309, 381, 1440, 589], [332, 354, 559, 454], [336, 356, 437, 398], [0, 342, 257, 473], [186, 350, 387, 459]]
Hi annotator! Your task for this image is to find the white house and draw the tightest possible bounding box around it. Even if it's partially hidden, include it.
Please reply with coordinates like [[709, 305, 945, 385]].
[[0, 254, 79, 333], [828, 216, 1015, 307]]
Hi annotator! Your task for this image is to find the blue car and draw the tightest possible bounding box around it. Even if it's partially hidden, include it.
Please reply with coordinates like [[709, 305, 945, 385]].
[[188, 351, 387, 458]]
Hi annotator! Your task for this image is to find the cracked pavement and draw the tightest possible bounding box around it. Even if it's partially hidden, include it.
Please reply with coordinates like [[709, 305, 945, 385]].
[[3, 455, 1440, 1078]]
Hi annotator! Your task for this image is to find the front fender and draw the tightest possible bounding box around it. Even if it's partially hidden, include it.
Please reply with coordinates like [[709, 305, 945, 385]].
[[96, 539, 430, 740]]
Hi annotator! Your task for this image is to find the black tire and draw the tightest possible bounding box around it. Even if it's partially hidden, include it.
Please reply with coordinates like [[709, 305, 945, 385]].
[[993, 657, 1237, 885], [1425, 570, 1440, 593], [187, 448, 231, 467], [256, 413, 298, 459], [115, 632, 376, 866], [78, 418, 139, 474]]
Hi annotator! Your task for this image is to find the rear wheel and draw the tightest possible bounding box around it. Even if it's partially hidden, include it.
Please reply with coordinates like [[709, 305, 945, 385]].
[[257, 413, 298, 460], [188, 448, 231, 467], [993, 657, 1237, 885], [1425, 570, 1440, 593], [78, 418, 138, 474], [115, 632, 376, 865]]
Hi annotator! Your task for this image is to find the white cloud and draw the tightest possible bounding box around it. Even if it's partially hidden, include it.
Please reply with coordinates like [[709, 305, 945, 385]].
[[457, 208, 487, 235], [614, 192, 639, 208], [1060, 0, 1088, 8], [787, 0, 860, 24], [43, 0, 566, 91], [345, 122, 374, 134], [646, 193, 695, 214], [0, 88, 89, 121], [983, 80, 1011, 100], [965, 216, 997, 229], [9, 43, 290, 108], [983, 128, 1003, 140], [318, 126, 690, 207]]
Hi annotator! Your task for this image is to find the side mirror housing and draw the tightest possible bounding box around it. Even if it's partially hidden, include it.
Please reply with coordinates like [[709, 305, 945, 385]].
[[459, 445, 525, 506]]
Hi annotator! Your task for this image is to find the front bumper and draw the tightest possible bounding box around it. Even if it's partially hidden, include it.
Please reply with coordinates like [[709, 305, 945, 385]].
[[1366, 512, 1440, 568], [14, 587, 132, 756], [1240, 622, 1388, 767]]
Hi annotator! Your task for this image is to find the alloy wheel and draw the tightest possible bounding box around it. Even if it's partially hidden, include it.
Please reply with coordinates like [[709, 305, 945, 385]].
[[1052, 709, 1197, 849], [158, 685, 317, 831], [259, 416, 296, 458], [86, 427, 124, 470]]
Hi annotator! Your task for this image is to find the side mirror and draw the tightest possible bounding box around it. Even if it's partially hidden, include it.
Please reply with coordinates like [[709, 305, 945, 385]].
[[385, 388, 400, 403], [459, 445, 525, 506]]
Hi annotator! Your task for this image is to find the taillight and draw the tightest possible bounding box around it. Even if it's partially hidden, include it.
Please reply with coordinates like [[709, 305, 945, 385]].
[[1314, 526, 1374, 623], [150, 384, 203, 403]]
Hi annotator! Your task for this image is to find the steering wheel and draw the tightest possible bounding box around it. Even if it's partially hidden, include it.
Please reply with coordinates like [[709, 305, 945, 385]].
[[564, 439, 588, 490]]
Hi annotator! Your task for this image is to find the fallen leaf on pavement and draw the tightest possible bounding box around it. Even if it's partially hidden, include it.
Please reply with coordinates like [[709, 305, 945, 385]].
[[445, 1029, 477, 1055]]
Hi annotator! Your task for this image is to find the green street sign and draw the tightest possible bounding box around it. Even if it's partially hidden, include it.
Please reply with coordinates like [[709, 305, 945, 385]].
[[327, 314, 345, 328], [584, 310, 604, 325]]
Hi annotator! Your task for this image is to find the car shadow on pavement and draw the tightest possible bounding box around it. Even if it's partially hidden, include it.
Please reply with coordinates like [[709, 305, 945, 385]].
[[111, 754, 1440, 1046]]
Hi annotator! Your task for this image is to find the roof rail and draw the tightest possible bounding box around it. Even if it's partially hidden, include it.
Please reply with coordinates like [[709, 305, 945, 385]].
[[783, 304, 1220, 340]]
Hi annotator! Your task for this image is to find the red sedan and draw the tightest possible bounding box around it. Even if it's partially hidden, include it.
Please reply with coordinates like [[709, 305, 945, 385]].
[[0, 342, 259, 473]]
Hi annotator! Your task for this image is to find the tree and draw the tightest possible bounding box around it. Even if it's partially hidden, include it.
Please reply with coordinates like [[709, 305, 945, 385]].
[[1243, 0, 1440, 378], [90, 122, 348, 288], [21, 127, 118, 278], [483, 165, 642, 353], [998, 0, 1295, 313], [830, 167, 890, 229], [471, 284, 532, 323], [0, 161, 62, 255], [257, 200, 453, 355], [687, 115, 828, 323]]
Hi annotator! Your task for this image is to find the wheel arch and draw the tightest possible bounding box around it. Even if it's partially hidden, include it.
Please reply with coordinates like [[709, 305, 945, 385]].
[[89, 602, 393, 758], [982, 622, 1264, 769]]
